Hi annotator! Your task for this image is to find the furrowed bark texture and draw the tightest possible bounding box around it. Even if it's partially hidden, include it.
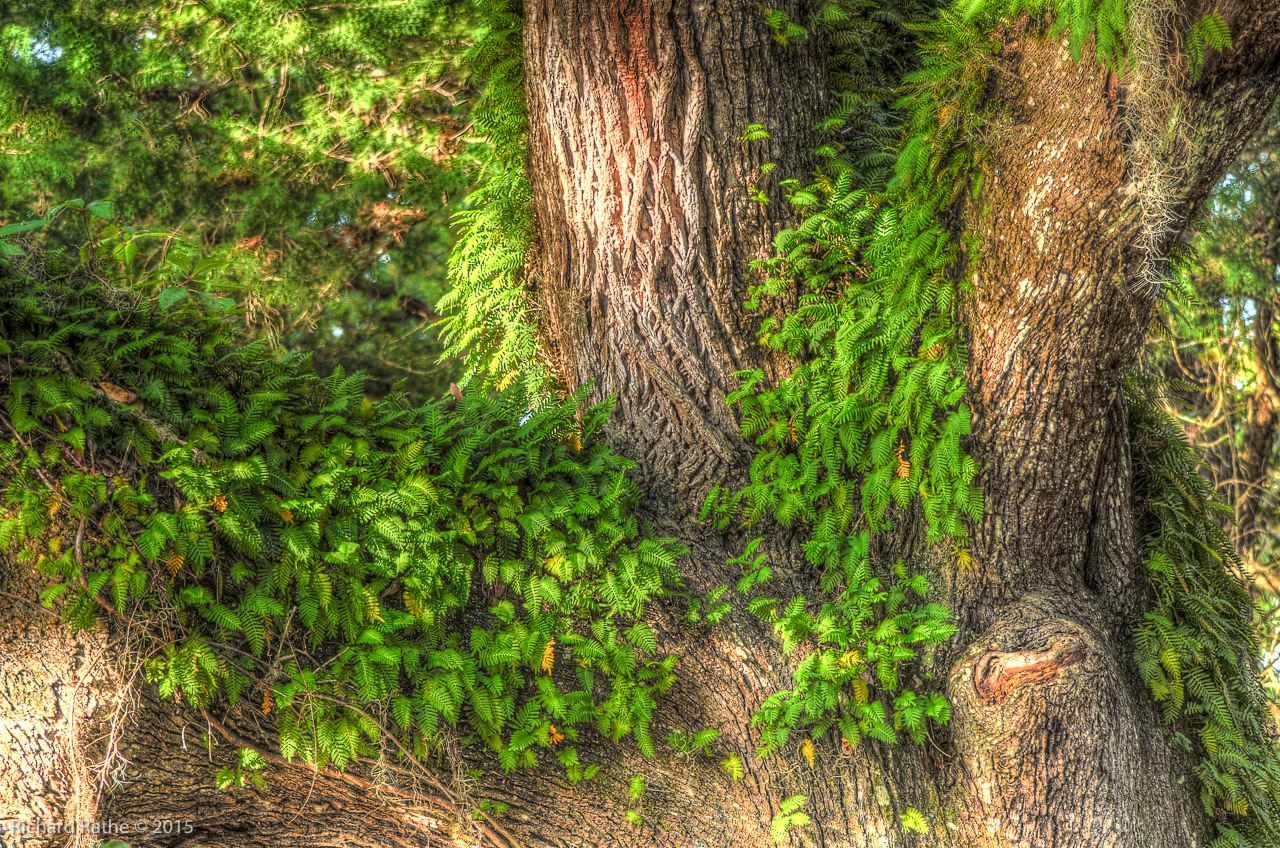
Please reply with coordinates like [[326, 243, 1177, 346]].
[[5, 2, 1280, 847], [525, 0, 829, 500], [948, 2, 1280, 844]]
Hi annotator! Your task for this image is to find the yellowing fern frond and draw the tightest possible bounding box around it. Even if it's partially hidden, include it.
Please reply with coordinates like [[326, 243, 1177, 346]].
[[541, 638, 556, 673]]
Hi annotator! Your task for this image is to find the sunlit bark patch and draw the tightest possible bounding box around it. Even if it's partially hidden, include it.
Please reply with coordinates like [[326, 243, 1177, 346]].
[[972, 639, 1087, 705]]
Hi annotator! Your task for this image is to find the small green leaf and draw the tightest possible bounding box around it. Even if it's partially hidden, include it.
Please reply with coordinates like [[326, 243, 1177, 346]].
[[901, 807, 927, 833], [0, 219, 47, 236], [158, 288, 188, 310], [778, 794, 807, 815]]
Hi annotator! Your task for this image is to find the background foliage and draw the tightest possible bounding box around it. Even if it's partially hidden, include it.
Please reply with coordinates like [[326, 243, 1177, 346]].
[[0, 0, 497, 399], [1145, 110, 1280, 708]]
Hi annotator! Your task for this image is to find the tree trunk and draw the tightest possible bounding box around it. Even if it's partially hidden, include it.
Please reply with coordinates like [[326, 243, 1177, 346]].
[[7, 2, 1280, 847], [524, 0, 830, 500], [0, 561, 122, 848]]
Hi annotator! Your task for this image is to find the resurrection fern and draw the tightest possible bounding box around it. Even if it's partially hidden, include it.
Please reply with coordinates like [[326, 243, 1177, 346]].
[[770, 794, 812, 843], [1186, 12, 1232, 81], [0, 215, 682, 777], [705, 4, 1280, 845], [1130, 392, 1280, 847], [6, 0, 1275, 842], [437, 0, 546, 392], [959, 0, 1128, 65], [709, 0, 999, 757]]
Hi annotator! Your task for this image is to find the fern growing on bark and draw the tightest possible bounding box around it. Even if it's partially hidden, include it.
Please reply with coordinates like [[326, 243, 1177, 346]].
[[0, 211, 682, 778], [698, 1, 1280, 843], [2, 0, 1277, 844]]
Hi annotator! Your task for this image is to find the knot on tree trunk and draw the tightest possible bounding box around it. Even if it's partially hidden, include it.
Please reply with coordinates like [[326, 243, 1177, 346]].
[[972, 639, 1087, 706], [951, 594, 1098, 700], [942, 592, 1204, 846], [948, 595, 1106, 732]]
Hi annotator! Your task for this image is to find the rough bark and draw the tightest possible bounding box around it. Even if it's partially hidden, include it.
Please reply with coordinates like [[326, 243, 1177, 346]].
[[0, 560, 122, 848], [947, 3, 1280, 842], [524, 0, 829, 501], [5, 2, 1280, 847]]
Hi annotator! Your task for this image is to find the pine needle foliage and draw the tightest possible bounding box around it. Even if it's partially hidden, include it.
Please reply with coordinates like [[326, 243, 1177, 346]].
[[0, 213, 683, 776], [0, 0, 493, 398]]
